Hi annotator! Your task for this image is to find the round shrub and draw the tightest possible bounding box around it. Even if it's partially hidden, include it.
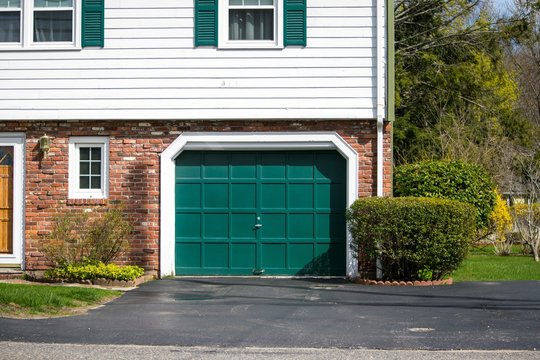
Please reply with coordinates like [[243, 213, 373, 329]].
[[347, 197, 476, 281], [394, 160, 496, 229]]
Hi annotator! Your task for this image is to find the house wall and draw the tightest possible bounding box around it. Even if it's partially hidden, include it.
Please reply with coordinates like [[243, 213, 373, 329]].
[[0, 0, 385, 121], [1, 120, 392, 272]]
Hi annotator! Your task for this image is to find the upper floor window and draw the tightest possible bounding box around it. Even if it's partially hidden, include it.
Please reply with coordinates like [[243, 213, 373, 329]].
[[228, 0, 275, 42], [0, 0, 22, 43], [195, 0, 306, 49], [0, 0, 104, 49], [33, 0, 74, 43]]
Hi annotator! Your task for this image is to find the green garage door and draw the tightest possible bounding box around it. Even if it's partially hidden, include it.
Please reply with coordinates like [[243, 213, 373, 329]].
[[175, 151, 346, 276]]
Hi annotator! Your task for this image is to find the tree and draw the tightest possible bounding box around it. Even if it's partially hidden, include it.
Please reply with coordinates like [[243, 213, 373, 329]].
[[504, 0, 540, 126], [510, 152, 540, 261], [394, 0, 535, 190]]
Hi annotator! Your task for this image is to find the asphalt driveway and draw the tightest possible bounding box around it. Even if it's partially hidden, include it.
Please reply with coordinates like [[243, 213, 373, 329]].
[[1, 278, 539, 350]]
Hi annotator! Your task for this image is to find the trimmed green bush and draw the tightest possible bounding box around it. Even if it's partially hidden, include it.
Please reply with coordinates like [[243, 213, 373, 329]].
[[347, 197, 476, 281], [44, 262, 144, 282], [394, 160, 496, 229]]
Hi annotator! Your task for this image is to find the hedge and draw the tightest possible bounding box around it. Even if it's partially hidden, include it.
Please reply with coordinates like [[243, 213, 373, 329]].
[[347, 197, 476, 281], [394, 160, 496, 229]]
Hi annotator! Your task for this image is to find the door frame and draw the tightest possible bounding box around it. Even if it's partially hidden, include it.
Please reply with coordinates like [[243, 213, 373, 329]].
[[0, 133, 25, 267], [160, 132, 358, 278]]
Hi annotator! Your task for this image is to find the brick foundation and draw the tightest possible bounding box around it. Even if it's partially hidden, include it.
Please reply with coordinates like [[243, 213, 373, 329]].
[[0, 119, 392, 272]]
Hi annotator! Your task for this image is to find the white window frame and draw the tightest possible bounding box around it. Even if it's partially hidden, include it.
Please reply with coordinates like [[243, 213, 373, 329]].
[[68, 137, 109, 199], [0, 0, 81, 50], [218, 0, 283, 49]]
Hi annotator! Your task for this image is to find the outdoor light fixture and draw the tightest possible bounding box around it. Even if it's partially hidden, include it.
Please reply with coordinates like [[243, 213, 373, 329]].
[[39, 134, 50, 156]]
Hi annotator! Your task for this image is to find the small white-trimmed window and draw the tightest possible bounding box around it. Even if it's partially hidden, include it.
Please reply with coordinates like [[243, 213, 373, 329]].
[[0, 0, 80, 49], [68, 137, 108, 199], [219, 0, 282, 48]]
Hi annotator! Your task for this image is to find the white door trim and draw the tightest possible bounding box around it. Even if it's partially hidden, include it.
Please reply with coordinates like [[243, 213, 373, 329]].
[[0, 133, 25, 267], [160, 132, 359, 277]]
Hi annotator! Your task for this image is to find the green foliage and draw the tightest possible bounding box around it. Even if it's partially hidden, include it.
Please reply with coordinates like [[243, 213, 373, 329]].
[[45, 262, 144, 282], [394, 0, 538, 182], [394, 160, 496, 229], [347, 197, 476, 281], [0, 283, 121, 316], [42, 206, 133, 267]]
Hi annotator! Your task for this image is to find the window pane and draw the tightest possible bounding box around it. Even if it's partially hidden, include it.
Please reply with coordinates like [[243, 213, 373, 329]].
[[0, 146, 14, 165], [0, 11, 20, 42], [229, 9, 273, 40], [34, 10, 72, 42], [34, 0, 73, 7], [90, 176, 101, 189], [244, 0, 259, 5], [90, 148, 101, 161], [91, 162, 101, 175], [0, 0, 21, 7], [260, 0, 273, 4], [80, 176, 90, 189], [229, 0, 242, 4], [80, 148, 90, 160], [80, 161, 90, 175]]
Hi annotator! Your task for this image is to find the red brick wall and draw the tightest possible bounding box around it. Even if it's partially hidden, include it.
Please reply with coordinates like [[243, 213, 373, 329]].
[[0, 120, 392, 273]]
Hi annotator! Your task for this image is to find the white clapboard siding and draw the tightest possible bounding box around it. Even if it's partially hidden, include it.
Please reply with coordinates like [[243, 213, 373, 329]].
[[0, 0, 386, 121]]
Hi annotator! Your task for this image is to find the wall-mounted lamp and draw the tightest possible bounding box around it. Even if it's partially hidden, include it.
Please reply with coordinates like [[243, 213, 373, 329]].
[[39, 134, 50, 156]]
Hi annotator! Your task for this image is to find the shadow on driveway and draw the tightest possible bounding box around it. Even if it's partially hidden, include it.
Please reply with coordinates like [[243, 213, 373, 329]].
[[1, 278, 539, 350]]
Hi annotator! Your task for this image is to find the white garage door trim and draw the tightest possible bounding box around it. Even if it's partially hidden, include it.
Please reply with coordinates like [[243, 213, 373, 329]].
[[160, 132, 359, 277]]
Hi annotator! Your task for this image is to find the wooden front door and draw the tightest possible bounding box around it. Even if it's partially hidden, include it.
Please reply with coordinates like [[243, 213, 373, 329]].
[[0, 147, 14, 254]]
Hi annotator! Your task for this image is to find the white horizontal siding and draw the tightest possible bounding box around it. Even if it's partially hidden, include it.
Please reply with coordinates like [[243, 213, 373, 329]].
[[0, 0, 385, 121]]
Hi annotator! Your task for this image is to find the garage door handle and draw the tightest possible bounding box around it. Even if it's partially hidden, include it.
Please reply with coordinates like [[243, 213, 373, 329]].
[[254, 224, 262, 229]]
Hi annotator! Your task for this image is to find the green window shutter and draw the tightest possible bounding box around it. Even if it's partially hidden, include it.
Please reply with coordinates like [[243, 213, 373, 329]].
[[82, 0, 104, 47], [284, 0, 306, 46], [195, 0, 218, 47]]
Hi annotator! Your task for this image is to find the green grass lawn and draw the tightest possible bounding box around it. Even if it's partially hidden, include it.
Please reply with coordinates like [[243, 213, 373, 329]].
[[0, 283, 122, 318], [452, 245, 540, 281]]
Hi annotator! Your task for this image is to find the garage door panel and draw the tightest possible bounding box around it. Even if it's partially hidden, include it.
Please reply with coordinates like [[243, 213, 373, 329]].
[[288, 213, 314, 240], [288, 183, 314, 209], [204, 243, 229, 268], [231, 183, 257, 209], [315, 152, 346, 181], [176, 243, 202, 268], [231, 213, 258, 239], [289, 243, 315, 269], [315, 243, 347, 275], [203, 213, 229, 238], [260, 153, 286, 179], [204, 183, 229, 208], [316, 183, 346, 210], [176, 183, 201, 209], [316, 213, 347, 241], [231, 243, 257, 268], [288, 153, 314, 179], [231, 153, 257, 179], [261, 243, 287, 269], [261, 183, 286, 209], [176, 213, 201, 238], [260, 213, 287, 239], [176, 150, 346, 276], [176, 152, 202, 179], [203, 153, 229, 179]]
